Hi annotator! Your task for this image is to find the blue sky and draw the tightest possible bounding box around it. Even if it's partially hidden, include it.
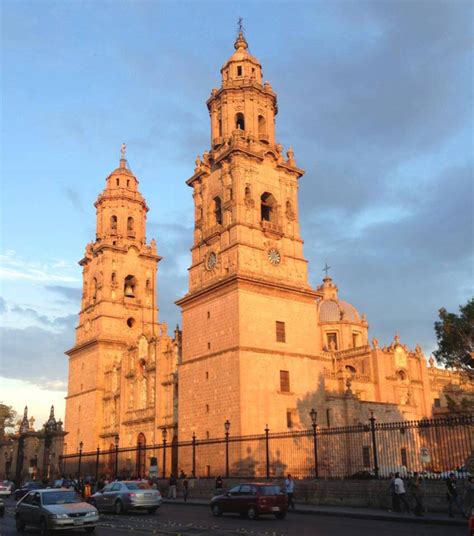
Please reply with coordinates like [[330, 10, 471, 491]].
[[1, 0, 472, 426]]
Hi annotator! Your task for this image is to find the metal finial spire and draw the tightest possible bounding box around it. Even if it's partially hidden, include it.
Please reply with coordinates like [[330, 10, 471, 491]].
[[323, 260, 331, 277], [237, 17, 244, 35], [121, 143, 126, 160]]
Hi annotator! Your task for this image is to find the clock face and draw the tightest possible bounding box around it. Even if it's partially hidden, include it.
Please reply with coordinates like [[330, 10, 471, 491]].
[[268, 248, 281, 265], [206, 251, 218, 270]]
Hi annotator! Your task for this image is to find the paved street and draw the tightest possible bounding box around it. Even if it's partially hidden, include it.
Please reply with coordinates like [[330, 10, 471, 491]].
[[0, 499, 467, 536]]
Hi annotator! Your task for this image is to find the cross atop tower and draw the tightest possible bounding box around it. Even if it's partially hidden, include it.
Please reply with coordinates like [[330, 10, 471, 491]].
[[323, 260, 331, 277], [120, 143, 127, 168], [237, 17, 244, 36]]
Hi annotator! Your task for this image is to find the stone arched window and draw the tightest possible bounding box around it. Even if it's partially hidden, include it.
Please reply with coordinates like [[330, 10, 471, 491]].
[[235, 112, 245, 131], [345, 365, 356, 376], [258, 115, 266, 137], [92, 278, 98, 302], [397, 370, 408, 382], [127, 216, 134, 232], [213, 196, 222, 225], [110, 215, 117, 231], [261, 192, 276, 222], [124, 275, 137, 298], [218, 117, 222, 136]]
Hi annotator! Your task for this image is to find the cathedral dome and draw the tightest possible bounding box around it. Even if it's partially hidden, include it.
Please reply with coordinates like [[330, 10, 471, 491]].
[[318, 299, 361, 323]]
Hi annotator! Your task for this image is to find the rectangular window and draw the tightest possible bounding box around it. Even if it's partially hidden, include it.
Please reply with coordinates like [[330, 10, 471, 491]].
[[237, 66, 242, 76], [401, 448, 408, 466], [276, 321, 286, 343], [434, 398, 441, 408], [362, 445, 371, 467], [352, 333, 359, 348], [280, 370, 290, 393], [326, 408, 331, 428], [286, 410, 293, 428], [326, 332, 338, 350]]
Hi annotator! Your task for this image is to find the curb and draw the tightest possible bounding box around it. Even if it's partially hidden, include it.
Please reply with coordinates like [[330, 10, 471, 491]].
[[161, 499, 466, 527]]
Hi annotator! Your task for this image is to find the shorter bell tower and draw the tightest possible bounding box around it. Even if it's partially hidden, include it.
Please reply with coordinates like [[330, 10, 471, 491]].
[[64, 147, 176, 455]]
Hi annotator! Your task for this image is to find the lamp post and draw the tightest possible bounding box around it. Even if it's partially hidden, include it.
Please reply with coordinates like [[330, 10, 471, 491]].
[[77, 441, 83, 481], [114, 434, 119, 480], [224, 420, 230, 478], [369, 411, 379, 479], [309, 408, 319, 479], [191, 432, 196, 478], [95, 446, 100, 483], [264, 425, 270, 479], [162, 428, 167, 479], [4, 452, 7, 480]]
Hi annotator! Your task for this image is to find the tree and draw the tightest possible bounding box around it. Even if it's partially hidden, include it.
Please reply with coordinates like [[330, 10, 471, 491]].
[[0, 403, 17, 437], [434, 298, 474, 377]]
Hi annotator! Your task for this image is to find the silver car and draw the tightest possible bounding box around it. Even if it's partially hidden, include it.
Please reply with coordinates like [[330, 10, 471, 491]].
[[91, 481, 161, 514], [15, 488, 99, 534]]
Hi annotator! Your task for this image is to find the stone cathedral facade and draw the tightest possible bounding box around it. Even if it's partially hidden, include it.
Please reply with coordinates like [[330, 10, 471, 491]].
[[64, 33, 472, 455]]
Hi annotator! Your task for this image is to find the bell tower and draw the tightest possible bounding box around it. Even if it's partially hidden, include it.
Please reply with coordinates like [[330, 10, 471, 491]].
[[64, 147, 167, 454], [177, 32, 322, 443]]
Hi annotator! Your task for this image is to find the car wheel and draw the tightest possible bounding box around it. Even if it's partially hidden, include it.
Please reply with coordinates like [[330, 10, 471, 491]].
[[85, 527, 96, 534], [211, 503, 222, 517], [275, 512, 286, 520], [15, 515, 25, 532], [39, 518, 50, 536], [147, 507, 157, 514], [247, 506, 258, 520], [114, 500, 124, 515]]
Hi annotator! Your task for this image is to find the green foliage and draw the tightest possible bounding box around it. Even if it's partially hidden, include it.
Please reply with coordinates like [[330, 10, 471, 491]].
[[434, 298, 474, 377], [0, 403, 17, 437]]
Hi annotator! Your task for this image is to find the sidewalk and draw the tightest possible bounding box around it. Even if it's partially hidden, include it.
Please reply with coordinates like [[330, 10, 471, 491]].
[[161, 498, 467, 526]]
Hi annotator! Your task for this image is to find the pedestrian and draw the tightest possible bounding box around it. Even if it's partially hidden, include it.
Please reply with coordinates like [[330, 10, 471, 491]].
[[83, 480, 92, 502], [464, 476, 474, 513], [388, 472, 400, 512], [408, 472, 423, 516], [182, 473, 189, 503], [285, 474, 295, 510], [215, 476, 224, 495], [394, 472, 410, 513], [179, 469, 185, 479], [446, 472, 467, 518], [168, 474, 177, 499]]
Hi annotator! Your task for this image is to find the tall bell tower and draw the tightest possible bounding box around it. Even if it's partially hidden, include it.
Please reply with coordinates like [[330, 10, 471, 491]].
[[177, 32, 322, 442], [64, 147, 174, 454]]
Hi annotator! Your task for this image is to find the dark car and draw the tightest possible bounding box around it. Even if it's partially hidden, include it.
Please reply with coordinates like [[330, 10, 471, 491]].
[[210, 483, 287, 520], [14, 481, 44, 501], [15, 488, 99, 534]]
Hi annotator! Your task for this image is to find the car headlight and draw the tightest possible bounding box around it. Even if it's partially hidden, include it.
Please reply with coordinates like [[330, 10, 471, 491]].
[[52, 513, 69, 519], [85, 511, 97, 517]]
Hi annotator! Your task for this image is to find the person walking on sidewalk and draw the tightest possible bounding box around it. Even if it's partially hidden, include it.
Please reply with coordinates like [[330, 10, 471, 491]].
[[388, 472, 400, 512], [408, 472, 423, 516], [446, 473, 467, 518], [215, 476, 224, 496], [285, 474, 295, 510], [394, 473, 410, 513], [168, 474, 177, 499], [465, 476, 474, 513], [181, 473, 189, 503]]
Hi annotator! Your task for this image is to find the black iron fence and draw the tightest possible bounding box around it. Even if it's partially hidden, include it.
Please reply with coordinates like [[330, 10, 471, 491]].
[[59, 415, 473, 481]]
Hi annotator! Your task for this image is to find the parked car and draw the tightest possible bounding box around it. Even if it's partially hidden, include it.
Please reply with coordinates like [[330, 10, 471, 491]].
[[14, 481, 45, 501], [2, 480, 15, 493], [15, 488, 99, 534], [90, 480, 161, 514], [210, 483, 287, 520], [469, 506, 474, 536], [0, 481, 12, 497], [53, 478, 77, 490], [0, 497, 4, 517]]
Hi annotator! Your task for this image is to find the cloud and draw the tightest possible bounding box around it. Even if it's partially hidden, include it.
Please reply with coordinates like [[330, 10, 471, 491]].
[[0, 315, 75, 390], [0, 252, 79, 284], [0, 297, 6, 314], [46, 285, 82, 302], [62, 186, 86, 214]]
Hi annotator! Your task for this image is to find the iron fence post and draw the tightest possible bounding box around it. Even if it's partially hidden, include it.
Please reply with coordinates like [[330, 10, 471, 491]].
[[192, 432, 196, 478], [312, 423, 319, 478], [265, 425, 270, 479], [77, 442, 83, 481], [95, 447, 100, 483], [369, 411, 379, 478], [114, 435, 119, 480], [162, 438, 167, 479]]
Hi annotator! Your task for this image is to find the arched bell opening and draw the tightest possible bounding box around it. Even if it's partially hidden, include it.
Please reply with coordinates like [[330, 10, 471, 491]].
[[124, 275, 137, 298]]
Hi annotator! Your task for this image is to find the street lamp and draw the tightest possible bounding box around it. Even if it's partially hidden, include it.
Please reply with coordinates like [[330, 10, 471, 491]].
[[224, 420, 231, 478], [162, 428, 167, 479], [114, 434, 120, 480], [3, 452, 7, 480], [309, 409, 319, 478], [77, 441, 84, 481]]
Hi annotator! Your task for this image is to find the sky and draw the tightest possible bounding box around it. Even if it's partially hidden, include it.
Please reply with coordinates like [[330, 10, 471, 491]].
[[0, 0, 472, 428]]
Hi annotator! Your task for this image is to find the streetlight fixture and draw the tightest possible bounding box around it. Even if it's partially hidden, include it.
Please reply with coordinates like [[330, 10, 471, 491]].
[[114, 434, 119, 480], [309, 409, 319, 478], [162, 428, 167, 479], [78, 441, 84, 481], [224, 420, 231, 478]]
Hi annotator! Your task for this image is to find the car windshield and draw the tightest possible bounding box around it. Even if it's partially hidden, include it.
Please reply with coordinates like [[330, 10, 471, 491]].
[[260, 486, 282, 496], [42, 491, 82, 505], [125, 482, 151, 490]]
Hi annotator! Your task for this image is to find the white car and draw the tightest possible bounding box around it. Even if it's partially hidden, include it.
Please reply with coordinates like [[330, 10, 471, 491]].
[[0, 482, 11, 497]]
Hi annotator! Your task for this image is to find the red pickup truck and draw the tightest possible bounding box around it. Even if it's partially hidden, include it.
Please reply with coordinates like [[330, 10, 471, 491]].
[[210, 483, 288, 520]]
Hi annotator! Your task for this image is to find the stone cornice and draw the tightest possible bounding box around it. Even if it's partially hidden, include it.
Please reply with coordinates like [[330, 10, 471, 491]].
[[65, 337, 127, 357]]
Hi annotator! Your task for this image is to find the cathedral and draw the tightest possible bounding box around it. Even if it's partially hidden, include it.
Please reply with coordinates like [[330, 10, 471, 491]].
[[64, 32, 471, 455]]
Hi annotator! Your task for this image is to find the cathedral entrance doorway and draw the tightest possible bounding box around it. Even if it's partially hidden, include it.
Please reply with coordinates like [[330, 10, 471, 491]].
[[136, 433, 146, 478]]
